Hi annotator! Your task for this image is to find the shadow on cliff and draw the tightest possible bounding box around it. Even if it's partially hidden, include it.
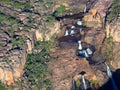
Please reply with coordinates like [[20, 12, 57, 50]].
[[99, 69, 120, 90]]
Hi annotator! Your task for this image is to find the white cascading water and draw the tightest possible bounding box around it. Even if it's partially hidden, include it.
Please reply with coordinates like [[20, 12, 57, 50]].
[[78, 40, 82, 50], [83, 50, 89, 58], [86, 48, 93, 55], [77, 20, 82, 26], [70, 29, 75, 36], [105, 63, 118, 90], [83, 4, 87, 13], [64, 30, 69, 36], [82, 75, 87, 90]]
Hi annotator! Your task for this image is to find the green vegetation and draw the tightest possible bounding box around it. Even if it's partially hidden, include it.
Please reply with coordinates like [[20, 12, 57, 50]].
[[0, 82, 6, 90], [54, 5, 66, 17], [0, 0, 31, 10], [104, 37, 114, 60], [0, 43, 5, 47], [12, 35, 27, 48], [82, 21, 87, 27], [90, 80, 98, 84], [22, 40, 54, 89], [76, 79, 81, 88], [107, 0, 120, 22], [0, 14, 19, 25]]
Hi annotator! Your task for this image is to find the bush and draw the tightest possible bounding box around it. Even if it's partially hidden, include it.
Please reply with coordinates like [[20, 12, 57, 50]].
[[0, 82, 6, 90], [103, 37, 114, 60], [107, 0, 120, 22], [54, 5, 66, 17], [76, 79, 81, 88], [23, 40, 53, 89]]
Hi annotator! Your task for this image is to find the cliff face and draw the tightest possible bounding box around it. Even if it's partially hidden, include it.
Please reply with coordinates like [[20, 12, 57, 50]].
[[0, 0, 120, 89], [0, 0, 92, 85], [0, 0, 61, 85]]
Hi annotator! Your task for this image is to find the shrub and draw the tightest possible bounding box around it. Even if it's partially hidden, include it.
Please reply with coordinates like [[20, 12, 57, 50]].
[[103, 37, 114, 60], [23, 40, 53, 89], [76, 79, 81, 88], [54, 5, 66, 17], [0, 82, 6, 90], [107, 0, 120, 22]]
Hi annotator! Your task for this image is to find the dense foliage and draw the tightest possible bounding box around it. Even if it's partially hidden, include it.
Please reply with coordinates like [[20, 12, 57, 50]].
[[53, 5, 66, 17], [107, 0, 120, 22], [23, 41, 54, 90]]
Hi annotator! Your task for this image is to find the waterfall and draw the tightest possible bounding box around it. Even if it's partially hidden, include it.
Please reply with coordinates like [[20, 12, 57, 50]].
[[105, 63, 118, 90], [83, 5, 87, 14], [105, 62, 112, 77], [77, 20, 82, 26], [70, 29, 75, 36], [82, 75, 87, 90], [86, 48, 93, 55], [64, 30, 69, 36], [83, 50, 89, 58], [78, 40, 82, 50], [71, 80, 76, 90]]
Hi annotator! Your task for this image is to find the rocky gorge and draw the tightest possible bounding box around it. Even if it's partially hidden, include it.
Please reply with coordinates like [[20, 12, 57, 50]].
[[0, 0, 120, 90]]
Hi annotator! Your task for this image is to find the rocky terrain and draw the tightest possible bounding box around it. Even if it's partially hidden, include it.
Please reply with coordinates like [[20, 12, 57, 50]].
[[0, 0, 120, 90]]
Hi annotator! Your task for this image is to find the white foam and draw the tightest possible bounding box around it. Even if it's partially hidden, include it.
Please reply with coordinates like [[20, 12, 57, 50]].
[[70, 30, 75, 35], [78, 40, 82, 50], [64, 30, 69, 36], [86, 48, 93, 55], [77, 21, 82, 26]]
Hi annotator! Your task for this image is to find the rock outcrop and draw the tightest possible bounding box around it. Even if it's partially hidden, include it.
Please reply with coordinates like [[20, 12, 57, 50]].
[[83, 0, 111, 28], [0, 29, 28, 85], [0, 0, 62, 85], [50, 42, 97, 90], [106, 18, 120, 42], [105, 17, 120, 69]]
